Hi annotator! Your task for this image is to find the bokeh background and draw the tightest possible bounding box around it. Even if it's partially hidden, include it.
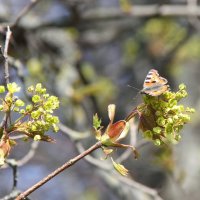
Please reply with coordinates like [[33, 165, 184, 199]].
[[0, 0, 199, 200]]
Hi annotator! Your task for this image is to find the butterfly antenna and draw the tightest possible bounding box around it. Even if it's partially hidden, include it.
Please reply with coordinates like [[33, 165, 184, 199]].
[[127, 85, 141, 101], [127, 85, 140, 91]]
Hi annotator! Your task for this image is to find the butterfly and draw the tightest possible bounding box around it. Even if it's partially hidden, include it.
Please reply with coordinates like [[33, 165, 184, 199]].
[[140, 69, 169, 96]]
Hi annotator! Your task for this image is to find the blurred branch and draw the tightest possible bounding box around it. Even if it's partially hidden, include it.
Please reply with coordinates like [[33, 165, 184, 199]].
[[59, 122, 90, 140], [11, 0, 41, 28], [6, 159, 18, 190], [0, 160, 21, 200], [3, 26, 12, 85], [76, 142, 163, 200], [116, 174, 164, 200], [17, 141, 39, 167], [1, 4, 200, 31], [82, 5, 200, 20], [0, 26, 12, 131]]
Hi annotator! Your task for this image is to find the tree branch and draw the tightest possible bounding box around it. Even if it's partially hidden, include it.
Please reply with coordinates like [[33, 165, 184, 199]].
[[15, 141, 102, 200]]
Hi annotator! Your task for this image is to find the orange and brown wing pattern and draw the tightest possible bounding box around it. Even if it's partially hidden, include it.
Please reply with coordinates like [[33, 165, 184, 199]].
[[141, 69, 169, 96]]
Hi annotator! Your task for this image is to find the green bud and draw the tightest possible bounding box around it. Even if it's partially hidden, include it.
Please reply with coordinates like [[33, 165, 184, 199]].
[[27, 85, 34, 92], [41, 88, 46, 94], [48, 96, 59, 109], [43, 94, 49, 98], [0, 105, 3, 111], [155, 111, 162, 116], [52, 116, 59, 123], [31, 111, 41, 119], [169, 99, 177, 107], [175, 134, 181, 141], [173, 115, 179, 121], [178, 105, 184, 112], [179, 83, 186, 90], [32, 95, 41, 103], [26, 104, 33, 111], [144, 130, 153, 139], [0, 86, 5, 93], [154, 139, 161, 146], [31, 125, 37, 131], [14, 107, 19, 112], [52, 124, 59, 132], [181, 114, 190, 122], [156, 117, 165, 126], [38, 107, 44, 113], [35, 83, 42, 93], [186, 107, 195, 113], [167, 118, 173, 123], [165, 123, 173, 134], [180, 90, 188, 97], [19, 109, 25, 114], [36, 120, 44, 126], [34, 135, 41, 141], [153, 127, 162, 134], [15, 99, 25, 107], [160, 101, 168, 108], [44, 114, 52, 122], [7, 82, 21, 93]]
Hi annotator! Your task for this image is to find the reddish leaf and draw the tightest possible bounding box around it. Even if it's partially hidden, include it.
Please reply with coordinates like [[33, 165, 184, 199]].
[[107, 120, 126, 140]]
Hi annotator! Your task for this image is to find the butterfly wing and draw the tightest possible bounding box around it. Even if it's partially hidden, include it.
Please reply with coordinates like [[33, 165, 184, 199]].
[[145, 85, 169, 96], [143, 69, 168, 88], [142, 69, 169, 96]]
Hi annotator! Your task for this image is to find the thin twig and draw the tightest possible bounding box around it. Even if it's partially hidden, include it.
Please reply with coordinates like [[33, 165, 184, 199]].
[[59, 122, 90, 140], [11, 0, 41, 28], [15, 141, 102, 200]]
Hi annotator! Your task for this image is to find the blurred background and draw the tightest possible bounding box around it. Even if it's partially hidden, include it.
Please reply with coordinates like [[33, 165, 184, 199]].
[[0, 0, 199, 200]]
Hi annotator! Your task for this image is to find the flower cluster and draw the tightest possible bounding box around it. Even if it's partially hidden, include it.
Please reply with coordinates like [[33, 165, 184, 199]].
[[0, 82, 60, 165], [138, 84, 195, 145], [0, 83, 59, 142]]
